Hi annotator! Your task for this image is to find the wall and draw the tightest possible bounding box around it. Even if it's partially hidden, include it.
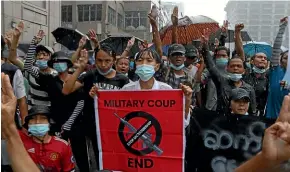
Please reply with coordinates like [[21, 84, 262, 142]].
[[1, 1, 61, 47]]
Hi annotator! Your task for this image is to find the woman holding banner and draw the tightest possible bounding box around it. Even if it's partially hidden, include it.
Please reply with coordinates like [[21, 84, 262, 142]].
[[120, 48, 193, 128]]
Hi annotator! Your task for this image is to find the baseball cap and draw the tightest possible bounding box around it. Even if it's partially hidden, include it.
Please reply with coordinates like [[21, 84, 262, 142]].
[[230, 88, 250, 102], [184, 44, 198, 58], [168, 44, 185, 56], [36, 45, 54, 54]]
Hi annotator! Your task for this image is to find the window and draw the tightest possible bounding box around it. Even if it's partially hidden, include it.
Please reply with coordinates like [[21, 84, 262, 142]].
[[108, 6, 116, 26], [118, 13, 124, 28], [62, 5, 72, 22], [78, 4, 102, 22], [125, 11, 147, 29]]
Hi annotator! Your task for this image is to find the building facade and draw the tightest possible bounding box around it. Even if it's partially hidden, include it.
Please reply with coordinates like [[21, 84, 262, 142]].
[[61, 1, 160, 42], [225, 0, 290, 47], [1, 1, 61, 47]]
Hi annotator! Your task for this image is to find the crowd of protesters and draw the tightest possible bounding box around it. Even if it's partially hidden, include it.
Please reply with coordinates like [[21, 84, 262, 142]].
[[1, 5, 290, 172]]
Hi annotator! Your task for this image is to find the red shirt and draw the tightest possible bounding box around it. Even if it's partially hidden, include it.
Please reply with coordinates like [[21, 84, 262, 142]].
[[19, 131, 75, 172]]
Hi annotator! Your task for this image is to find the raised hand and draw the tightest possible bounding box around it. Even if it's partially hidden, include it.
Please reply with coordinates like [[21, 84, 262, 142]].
[[127, 37, 135, 49], [1, 73, 17, 139], [4, 30, 14, 47], [78, 36, 87, 49], [88, 29, 99, 49], [221, 20, 228, 33], [280, 16, 288, 25], [35, 30, 45, 44], [262, 121, 290, 164], [148, 6, 158, 27], [277, 93, 290, 123], [201, 28, 210, 44], [171, 6, 178, 26], [13, 21, 24, 37], [235, 23, 244, 32], [74, 49, 88, 70]]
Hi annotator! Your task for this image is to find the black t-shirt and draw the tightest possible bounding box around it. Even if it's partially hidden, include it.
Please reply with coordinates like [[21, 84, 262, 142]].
[[36, 73, 84, 129], [78, 69, 129, 122]]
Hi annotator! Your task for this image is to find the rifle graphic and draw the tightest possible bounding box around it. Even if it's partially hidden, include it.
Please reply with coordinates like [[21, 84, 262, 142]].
[[114, 113, 163, 156]]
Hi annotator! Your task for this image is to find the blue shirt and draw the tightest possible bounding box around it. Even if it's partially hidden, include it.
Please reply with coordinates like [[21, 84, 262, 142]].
[[265, 66, 289, 119]]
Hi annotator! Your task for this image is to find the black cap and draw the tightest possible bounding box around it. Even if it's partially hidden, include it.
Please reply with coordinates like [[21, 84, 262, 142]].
[[185, 44, 198, 58], [230, 88, 250, 102], [24, 105, 51, 128], [168, 44, 185, 56], [36, 45, 54, 54], [48, 51, 73, 68]]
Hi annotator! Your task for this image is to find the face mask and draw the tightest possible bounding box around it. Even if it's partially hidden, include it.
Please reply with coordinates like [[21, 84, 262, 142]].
[[53, 62, 67, 73], [215, 58, 228, 68], [135, 64, 155, 81], [96, 66, 113, 76], [252, 66, 266, 74], [169, 63, 184, 71], [129, 61, 134, 69], [228, 73, 243, 82], [28, 124, 49, 137], [35, 60, 48, 70], [246, 62, 251, 68]]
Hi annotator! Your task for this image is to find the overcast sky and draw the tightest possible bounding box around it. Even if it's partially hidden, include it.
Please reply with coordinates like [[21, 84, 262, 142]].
[[162, 0, 229, 25]]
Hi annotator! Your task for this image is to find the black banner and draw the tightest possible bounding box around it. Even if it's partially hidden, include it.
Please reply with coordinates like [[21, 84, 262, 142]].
[[185, 108, 275, 172]]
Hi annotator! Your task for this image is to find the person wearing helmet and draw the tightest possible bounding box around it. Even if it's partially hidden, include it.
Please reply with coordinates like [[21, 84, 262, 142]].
[[25, 49, 86, 171]]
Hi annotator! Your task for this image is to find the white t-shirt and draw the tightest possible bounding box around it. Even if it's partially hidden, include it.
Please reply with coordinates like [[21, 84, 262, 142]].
[[13, 69, 26, 99]]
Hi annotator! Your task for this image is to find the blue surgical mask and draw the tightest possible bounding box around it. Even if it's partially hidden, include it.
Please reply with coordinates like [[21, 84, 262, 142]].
[[169, 63, 184, 70], [96, 66, 113, 76], [129, 61, 134, 69], [135, 64, 155, 81], [215, 58, 228, 68], [228, 73, 243, 82], [252, 66, 266, 74], [53, 62, 67, 73], [28, 124, 49, 137], [35, 60, 48, 70]]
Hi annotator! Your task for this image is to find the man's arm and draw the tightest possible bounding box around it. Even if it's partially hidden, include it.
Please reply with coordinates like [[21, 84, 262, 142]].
[[202, 43, 224, 83], [2, 73, 40, 172], [271, 17, 288, 67], [4, 124, 40, 172], [8, 22, 24, 70], [62, 50, 88, 95], [248, 86, 257, 115], [234, 23, 246, 61]]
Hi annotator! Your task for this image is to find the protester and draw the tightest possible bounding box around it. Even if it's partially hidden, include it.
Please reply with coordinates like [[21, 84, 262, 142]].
[[230, 88, 250, 115], [62, 41, 129, 170], [1, 31, 28, 130], [2, 4, 290, 172], [201, 29, 257, 115], [115, 56, 130, 76], [266, 17, 289, 119], [18, 105, 75, 171], [235, 94, 290, 172], [120, 48, 193, 127], [1, 73, 40, 172]]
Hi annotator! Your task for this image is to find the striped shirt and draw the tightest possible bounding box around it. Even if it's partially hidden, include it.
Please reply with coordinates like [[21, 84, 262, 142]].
[[271, 20, 287, 67], [23, 37, 57, 109]]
